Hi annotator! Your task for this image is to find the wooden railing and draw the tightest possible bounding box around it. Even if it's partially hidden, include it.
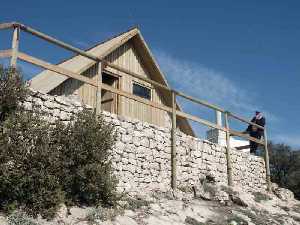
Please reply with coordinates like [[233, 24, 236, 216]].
[[0, 22, 271, 191]]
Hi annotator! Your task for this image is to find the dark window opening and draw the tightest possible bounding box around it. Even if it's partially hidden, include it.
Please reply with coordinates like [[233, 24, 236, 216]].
[[133, 83, 151, 100], [101, 72, 119, 113]]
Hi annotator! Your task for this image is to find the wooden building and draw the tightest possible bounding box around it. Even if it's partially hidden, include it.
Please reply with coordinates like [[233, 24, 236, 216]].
[[30, 27, 194, 136]]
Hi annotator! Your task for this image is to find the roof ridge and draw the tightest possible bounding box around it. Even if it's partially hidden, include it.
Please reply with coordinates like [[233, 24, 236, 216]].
[[82, 25, 138, 53], [55, 26, 139, 65]]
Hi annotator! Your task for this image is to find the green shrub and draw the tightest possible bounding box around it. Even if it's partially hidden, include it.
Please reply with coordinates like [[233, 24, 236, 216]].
[[0, 66, 117, 218], [86, 206, 123, 223], [0, 109, 117, 218], [122, 197, 152, 211], [0, 111, 64, 218], [55, 110, 117, 207], [0, 66, 28, 122]]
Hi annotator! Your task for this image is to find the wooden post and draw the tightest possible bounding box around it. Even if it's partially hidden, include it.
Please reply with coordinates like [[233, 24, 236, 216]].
[[10, 25, 20, 67], [171, 91, 177, 189], [224, 112, 233, 186], [264, 127, 272, 192], [95, 62, 102, 116]]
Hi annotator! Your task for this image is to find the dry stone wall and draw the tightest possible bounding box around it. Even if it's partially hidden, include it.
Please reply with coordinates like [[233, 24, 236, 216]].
[[22, 90, 267, 194]]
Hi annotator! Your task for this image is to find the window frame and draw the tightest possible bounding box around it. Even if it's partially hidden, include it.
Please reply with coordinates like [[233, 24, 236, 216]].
[[132, 81, 152, 101]]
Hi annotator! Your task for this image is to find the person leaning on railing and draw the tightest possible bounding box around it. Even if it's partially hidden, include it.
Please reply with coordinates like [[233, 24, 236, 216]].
[[244, 111, 266, 155]]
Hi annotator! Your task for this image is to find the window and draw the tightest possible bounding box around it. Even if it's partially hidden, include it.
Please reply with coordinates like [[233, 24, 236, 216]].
[[133, 83, 151, 100]]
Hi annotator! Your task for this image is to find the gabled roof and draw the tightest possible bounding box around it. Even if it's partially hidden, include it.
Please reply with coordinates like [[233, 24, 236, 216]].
[[30, 27, 139, 93], [30, 27, 195, 136]]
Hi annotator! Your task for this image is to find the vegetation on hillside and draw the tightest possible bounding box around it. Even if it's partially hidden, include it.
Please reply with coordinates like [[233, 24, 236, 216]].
[[0, 66, 28, 122], [0, 66, 117, 218], [269, 141, 300, 199]]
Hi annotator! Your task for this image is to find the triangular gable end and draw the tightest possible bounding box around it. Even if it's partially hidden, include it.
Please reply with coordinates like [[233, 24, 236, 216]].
[[29, 27, 195, 136], [30, 27, 139, 93]]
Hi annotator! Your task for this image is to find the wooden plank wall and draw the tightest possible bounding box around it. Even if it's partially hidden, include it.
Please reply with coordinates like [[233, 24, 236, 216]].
[[50, 64, 98, 108], [105, 40, 168, 127], [50, 40, 169, 127]]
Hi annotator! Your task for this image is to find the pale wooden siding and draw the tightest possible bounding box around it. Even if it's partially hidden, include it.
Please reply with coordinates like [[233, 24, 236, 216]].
[[50, 64, 98, 108], [50, 40, 169, 127], [105, 40, 168, 127]]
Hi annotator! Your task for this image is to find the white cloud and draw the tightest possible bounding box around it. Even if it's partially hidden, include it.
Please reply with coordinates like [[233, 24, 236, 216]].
[[154, 49, 277, 120], [154, 49, 280, 139]]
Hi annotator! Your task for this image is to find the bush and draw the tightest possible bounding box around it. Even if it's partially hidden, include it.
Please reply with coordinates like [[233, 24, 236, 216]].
[[0, 109, 117, 218], [55, 110, 117, 207], [269, 141, 300, 199], [86, 206, 123, 223], [0, 66, 28, 122], [0, 66, 117, 218], [0, 111, 65, 218]]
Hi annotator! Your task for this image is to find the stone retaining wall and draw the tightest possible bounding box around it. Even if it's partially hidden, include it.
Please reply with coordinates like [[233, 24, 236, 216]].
[[22, 90, 267, 193]]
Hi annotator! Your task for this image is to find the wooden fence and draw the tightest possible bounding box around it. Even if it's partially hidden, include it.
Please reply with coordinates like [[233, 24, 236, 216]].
[[0, 22, 271, 191]]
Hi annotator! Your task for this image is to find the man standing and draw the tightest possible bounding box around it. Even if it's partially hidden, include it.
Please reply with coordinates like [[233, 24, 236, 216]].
[[245, 111, 266, 154]]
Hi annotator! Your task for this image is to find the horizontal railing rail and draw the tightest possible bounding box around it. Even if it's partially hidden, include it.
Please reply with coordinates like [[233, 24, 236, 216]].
[[0, 22, 271, 191]]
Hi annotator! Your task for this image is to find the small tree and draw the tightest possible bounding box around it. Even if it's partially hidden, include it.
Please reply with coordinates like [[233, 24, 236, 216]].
[[55, 110, 117, 207], [0, 111, 64, 218], [269, 142, 293, 186], [0, 66, 28, 122], [269, 141, 300, 200]]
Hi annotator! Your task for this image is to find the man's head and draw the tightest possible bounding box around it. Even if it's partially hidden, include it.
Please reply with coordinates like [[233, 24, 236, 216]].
[[255, 111, 263, 120]]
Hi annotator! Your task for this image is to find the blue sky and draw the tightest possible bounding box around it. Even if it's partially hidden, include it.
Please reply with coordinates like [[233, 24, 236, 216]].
[[1, 0, 299, 148]]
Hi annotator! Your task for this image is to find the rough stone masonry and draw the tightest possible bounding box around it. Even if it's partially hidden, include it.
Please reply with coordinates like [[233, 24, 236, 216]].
[[22, 90, 267, 194]]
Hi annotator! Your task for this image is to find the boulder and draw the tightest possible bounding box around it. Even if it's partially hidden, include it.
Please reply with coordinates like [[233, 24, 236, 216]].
[[0, 216, 7, 225], [228, 188, 253, 207], [193, 183, 229, 203], [273, 187, 294, 201]]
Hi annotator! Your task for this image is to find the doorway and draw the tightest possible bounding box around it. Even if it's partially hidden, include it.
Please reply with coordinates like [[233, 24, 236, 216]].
[[101, 72, 119, 114]]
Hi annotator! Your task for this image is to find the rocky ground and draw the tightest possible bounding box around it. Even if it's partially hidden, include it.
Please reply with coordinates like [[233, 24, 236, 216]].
[[1, 182, 300, 225]]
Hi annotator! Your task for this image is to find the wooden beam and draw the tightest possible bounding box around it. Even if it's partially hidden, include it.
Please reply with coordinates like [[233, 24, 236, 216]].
[[10, 26, 20, 67], [17, 52, 264, 147], [14, 22, 170, 93], [171, 91, 177, 189], [229, 130, 265, 145], [175, 91, 225, 113], [176, 111, 227, 132], [0, 22, 15, 30], [101, 83, 172, 113], [228, 112, 265, 130], [95, 62, 102, 115], [17, 52, 97, 87], [225, 112, 233, 187], [14, 21, 263, 135], [264, 128, 271, 192], [105, 64, 171, 92], [17, 23, 102, 63], [235, 145, 250, 150], [0, 49, 12, 58]]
